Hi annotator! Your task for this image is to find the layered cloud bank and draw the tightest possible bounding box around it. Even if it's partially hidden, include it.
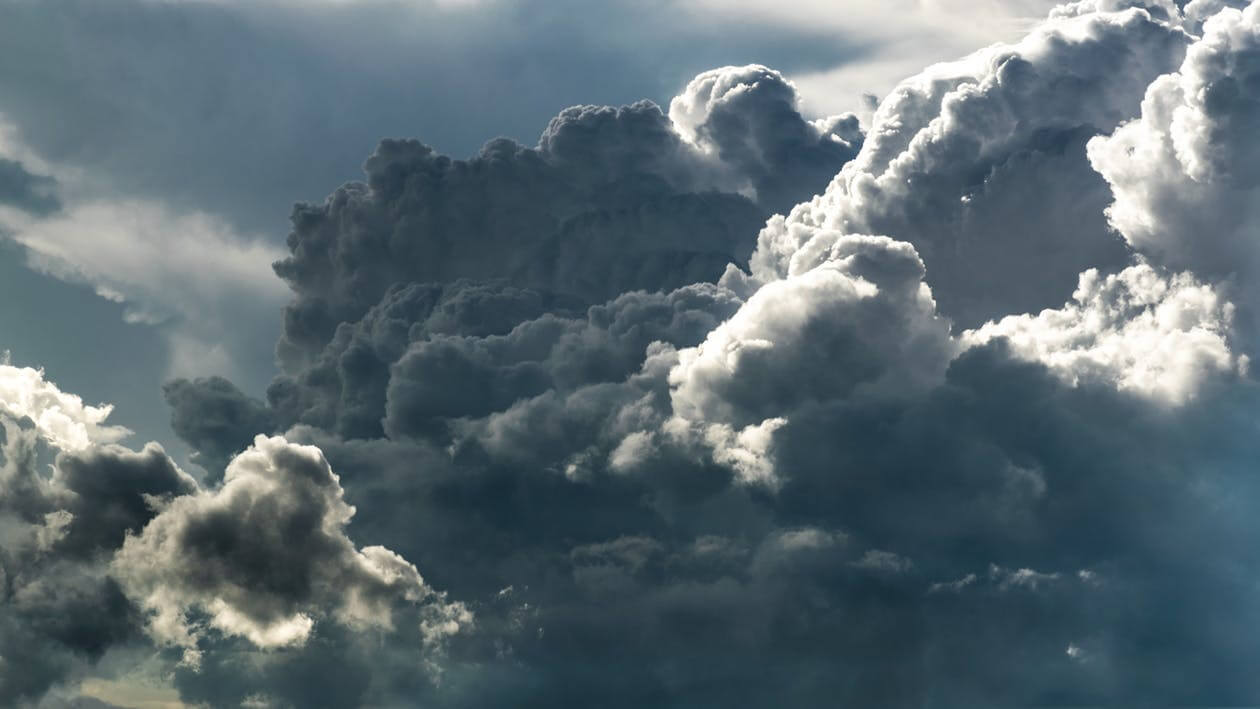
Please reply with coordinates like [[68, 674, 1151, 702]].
[[9, 1, 1260, 706]]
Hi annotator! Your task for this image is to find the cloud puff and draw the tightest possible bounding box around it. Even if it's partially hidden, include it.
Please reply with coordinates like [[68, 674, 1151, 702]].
[[0, 370, 156, 704], [671, 235, 953, 429], [111, 434, 469, 666], [669, 65, 863, 211], [964, 263, 1246, 402], [1089, 2, 1260, 312], [745, 4, 1191, 326], [0, 361, 131, 452], [162, 376, 276, 482]]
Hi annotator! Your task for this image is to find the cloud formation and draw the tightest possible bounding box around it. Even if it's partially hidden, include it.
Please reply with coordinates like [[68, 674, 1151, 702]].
[[15, 0, 1260, 706], [146, 4, 1260, 705], [1090, 1, 1260, 309], [0, 364, 463, 706], [272, 66, 857, 372], [745, 4, 1192, 326], [112, 435, 469, 667]]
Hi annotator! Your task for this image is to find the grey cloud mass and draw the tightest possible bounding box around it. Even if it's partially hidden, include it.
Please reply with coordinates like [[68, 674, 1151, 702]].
[[0, 159, 59, 216], [9, 0, 1260, 707]]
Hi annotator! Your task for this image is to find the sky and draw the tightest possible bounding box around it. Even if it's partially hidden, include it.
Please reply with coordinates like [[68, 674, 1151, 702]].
[[5, 0, 1260, 707]]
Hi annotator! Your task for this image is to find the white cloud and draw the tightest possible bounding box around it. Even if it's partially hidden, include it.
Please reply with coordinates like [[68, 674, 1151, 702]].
[[964, 264, 1245, 403], [0, 360, 131, 451], [1088, 1, 1260, 305]]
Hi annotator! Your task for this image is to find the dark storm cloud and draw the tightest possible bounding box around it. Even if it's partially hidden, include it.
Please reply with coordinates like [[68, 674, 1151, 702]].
[[0, 366, 461, 706], [0, 0, 867, 480], [269, 351, 1260, 708], [50, 443, 198, 557], [261, 64, 858, 456], [132, 4, 1260, 705], [11, 0, 1260, 707], [162, 376, 276, 482], [0, 420, 141, 705], [272, 69, 857, 371]]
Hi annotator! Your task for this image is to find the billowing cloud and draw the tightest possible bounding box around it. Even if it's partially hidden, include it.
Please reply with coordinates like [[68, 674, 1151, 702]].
[[14, 0, 1260, 706], [0, 362, 463, 705], [669, 65, 863, 211], [142, 4, 1260, 704], [111, 434, 469, 667], [0, 360, 131, 452], [965, 263, 1246, 403], [162, 376, 275, 482], [1089, 1, 1260, 312], [746, 3, 1191, 326], [271, 71, 858, 372]]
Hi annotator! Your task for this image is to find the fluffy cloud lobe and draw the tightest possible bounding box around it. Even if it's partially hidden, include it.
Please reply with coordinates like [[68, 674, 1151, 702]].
[[112, 435, 467, 666]]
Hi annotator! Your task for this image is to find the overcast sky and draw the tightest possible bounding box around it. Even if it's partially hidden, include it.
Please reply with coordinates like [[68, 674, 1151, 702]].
[[8, 0, 1260, 707]]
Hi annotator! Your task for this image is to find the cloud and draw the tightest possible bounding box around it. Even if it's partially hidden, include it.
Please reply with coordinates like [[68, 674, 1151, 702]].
[[142, 5, 1260, 704], [0, 370, 152, 704], [746, 3, 1191, 326], [271, 78, 856, 371], [1089, 1, 1260, 314], [1, 199, 288, 381], [111, 434, 469, 666], [964, 263, 1246, 403], [669, 65, 863, 211], [0, 362, 463, 705], [669, 235, 954, 430], [17, 0, 1260, 706], [162, 377, 276, 482], [0, 361, 131, 452]]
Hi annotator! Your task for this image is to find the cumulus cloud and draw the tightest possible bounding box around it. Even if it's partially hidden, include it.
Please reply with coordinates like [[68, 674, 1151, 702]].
[[746, 3, 1191, 326], [965, 263, 1246, 403], [271, 71, 858, 371], [141, 6, 1260, 703], [18, 0, 1260, 706], [1089, 1, 1260, 313], [0, 361, 463, 704], [112, 435, 469, 667], [669, 65, 863, 211], [0, 368, 154, 704], [162, 376, 276, 481], [0, 361, 131, 452], [670, 235, 953, 428]]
